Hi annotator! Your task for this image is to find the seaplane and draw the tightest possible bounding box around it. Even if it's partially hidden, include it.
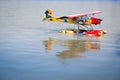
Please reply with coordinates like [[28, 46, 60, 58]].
[[42, 9, 107, 36]]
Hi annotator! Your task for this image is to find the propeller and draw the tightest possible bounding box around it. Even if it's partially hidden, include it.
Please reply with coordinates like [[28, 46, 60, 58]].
[[98, 18, 103, 28]]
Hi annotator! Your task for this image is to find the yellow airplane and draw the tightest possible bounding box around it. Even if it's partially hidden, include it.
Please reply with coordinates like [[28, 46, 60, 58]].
[[42, 9, 106, 36]]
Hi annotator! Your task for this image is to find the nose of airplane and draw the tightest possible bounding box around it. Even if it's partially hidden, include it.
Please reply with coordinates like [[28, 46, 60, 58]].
[[98, 18, 103, 24], [99, 19, 103, 22]]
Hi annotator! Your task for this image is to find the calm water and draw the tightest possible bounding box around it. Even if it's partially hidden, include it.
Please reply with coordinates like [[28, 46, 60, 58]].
[[0, 1, 120, 80]]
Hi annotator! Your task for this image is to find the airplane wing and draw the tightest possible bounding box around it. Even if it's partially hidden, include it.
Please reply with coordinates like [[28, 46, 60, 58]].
[[67, 11, 102, 19]]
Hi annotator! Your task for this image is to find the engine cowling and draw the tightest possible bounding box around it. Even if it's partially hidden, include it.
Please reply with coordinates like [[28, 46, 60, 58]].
[[91, 17, 102, 25]]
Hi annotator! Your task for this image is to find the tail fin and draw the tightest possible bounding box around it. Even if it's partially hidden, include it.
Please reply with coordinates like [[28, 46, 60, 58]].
[[43, 9, 53, 21]]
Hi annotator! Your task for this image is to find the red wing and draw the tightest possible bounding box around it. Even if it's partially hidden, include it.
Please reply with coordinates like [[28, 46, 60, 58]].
[[68, 11, 102, 19], [88, 11, 102, 15]]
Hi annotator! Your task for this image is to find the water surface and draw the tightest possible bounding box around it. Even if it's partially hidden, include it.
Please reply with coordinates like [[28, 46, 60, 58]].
[[0, 1, 120, 80]]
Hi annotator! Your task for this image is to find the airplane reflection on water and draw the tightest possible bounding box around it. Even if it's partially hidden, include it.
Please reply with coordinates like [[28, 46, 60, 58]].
[[43, 36, 103, 59]]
